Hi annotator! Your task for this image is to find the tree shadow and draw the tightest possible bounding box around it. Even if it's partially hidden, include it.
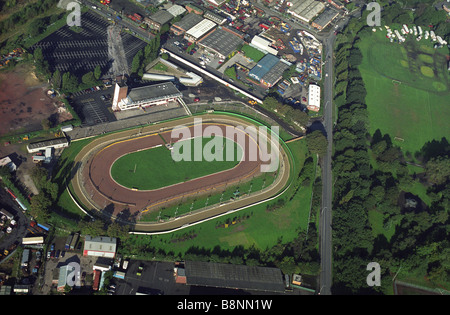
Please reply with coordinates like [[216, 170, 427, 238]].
[[415, 137, 449, 163]]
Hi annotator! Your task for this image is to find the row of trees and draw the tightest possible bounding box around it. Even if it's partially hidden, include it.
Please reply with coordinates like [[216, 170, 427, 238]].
[[131, 34, 161, 77], [331, 6, 449, 294], [118, 223, 320, 277], [33, 47, 103, 94], [0, 0, 60, 37]]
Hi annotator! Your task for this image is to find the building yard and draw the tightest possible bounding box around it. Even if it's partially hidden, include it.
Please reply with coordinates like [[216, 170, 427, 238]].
[[0, 64, 73, 138], [358, 28, 450, 155]]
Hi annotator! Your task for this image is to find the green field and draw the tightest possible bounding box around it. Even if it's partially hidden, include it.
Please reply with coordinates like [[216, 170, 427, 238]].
[[123, 139, 314, 254], [358, 29, 450, 155], [110, 136, 243, 190]]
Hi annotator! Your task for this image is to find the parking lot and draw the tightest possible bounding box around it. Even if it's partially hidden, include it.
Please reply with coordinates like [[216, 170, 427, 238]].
[[31, 10, 147, 78], [69, 86, 117, 126]]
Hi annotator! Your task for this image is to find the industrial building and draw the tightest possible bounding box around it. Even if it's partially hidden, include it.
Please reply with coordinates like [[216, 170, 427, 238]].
[[185, 3, 204, 15], [166, 4, 186, 17], [144, 10, 174, 31], [205, 0, 227, 7], [83, 236, 117, 258], [112, 82, 183, 111], [179, 72, 203, 86], [170, 13, 204, 36], [311, 6, 340, 30], [248, 54, 280, 81], [250, 35, 278, 56], [26, 137, 69, 154], [287, 0, 325, 24], [184, 19, 217, 43], [203, 10, 228, 25], [307, 84, 321, 112], [198, 26, 244, 60], [0, 156, 16, 172], [174, 261, 285, 293], [260, 59, 291, 88]]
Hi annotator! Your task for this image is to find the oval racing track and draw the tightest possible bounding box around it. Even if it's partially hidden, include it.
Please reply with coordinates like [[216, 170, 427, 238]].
[[70, 114, 293, 232]]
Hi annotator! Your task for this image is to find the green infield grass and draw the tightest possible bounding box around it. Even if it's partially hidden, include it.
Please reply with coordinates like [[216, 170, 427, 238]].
[[358, 29, 450, 155], [121, 139, 314, 255], [110, 136, 243, 190]]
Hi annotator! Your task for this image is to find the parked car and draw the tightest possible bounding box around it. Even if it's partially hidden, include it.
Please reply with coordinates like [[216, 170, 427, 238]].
[[137, 265, 144, 276], [194, 97, 200, 102]]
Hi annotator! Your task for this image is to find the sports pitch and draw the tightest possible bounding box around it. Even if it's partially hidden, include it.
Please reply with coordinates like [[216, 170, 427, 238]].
[[110, 136, 243, 191], [357, 30, 450, 155]]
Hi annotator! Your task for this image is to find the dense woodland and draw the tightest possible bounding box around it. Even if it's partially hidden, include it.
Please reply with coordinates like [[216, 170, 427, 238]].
[[332, 3, 449, 294]]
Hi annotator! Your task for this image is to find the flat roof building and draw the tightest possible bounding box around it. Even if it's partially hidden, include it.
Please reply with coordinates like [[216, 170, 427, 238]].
[[83, 236, 117, 258], [0, 156, 16, 172], [112, 82, 183, 111], [166, 4, 186, 17], [144, 10, 174, 31], [170, 13, 204, 36], [185, 19, 217, 42], [183, 261, 285, 293], [287, 0, 325, 23], [248, 54, 280, 81], [261, 59, 291, 88], [311, 6, 340, 30], [250, 35, 278, 56], [198, 27, 244, 59], [185, 4, 204, 15], [26, 138, 69, 154], [308, 84, 321, 112], [203, 10, 228, 25]]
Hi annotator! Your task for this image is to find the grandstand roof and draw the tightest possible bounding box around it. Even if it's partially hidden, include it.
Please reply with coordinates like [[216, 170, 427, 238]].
[[184, 261, 285, 293]]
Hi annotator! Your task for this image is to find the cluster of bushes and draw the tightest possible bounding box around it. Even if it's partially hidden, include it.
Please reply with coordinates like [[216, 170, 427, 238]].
[[331, 8, 449, 294]]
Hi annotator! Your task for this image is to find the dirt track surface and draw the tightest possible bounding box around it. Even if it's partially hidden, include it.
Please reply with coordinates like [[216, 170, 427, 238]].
[[70, 114, 292, 232]]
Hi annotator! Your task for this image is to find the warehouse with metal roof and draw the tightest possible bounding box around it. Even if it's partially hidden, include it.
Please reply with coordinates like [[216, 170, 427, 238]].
[[183, 261, 285, 293], [83, 236, 117, 258], [248, 54, 280, 81], [311, 6, 340, 30], [185, 19, 217, 42], [287, 0, 325, 23], [261, 59, 291, 88], [198, 27, 244, 59], [171, 13, 204, 36]]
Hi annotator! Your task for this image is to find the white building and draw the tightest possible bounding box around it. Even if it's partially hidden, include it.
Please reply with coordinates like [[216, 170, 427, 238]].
[[112, 82, 183, 111], [166, 4, 186, 17], [83, 236, 117, 258], [307, 84, 321, 112], [26, 138, 69, 154], [250, 35, 278, 56], [184, 19, 217, 42]]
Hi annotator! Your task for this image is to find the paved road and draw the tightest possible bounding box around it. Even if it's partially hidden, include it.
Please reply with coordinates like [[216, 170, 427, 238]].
[[318, 9, 360, 295], [79, 0, 155, 42]]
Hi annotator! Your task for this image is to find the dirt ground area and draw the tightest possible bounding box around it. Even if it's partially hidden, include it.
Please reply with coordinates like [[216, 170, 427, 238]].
[[0, 65, 72, 137]]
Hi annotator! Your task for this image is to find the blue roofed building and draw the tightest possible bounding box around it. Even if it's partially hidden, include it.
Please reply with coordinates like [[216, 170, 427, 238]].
[[248, 54, 280, 82]]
